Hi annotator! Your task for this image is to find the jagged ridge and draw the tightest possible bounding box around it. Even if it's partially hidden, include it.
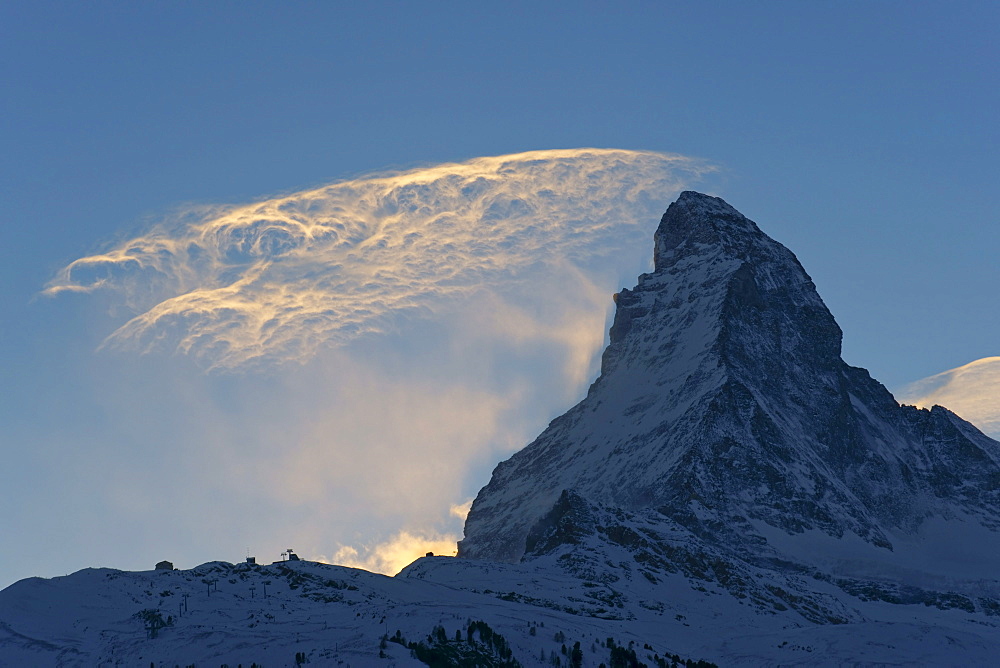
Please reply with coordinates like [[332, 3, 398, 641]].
[[459, 191, 1000, 564]]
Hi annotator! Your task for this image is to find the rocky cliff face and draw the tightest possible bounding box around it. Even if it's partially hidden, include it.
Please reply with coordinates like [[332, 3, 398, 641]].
[[459, 191, 1000, 564]]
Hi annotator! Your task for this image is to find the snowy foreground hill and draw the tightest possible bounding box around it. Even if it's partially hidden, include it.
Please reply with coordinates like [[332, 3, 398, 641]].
[[3, 192, 1000, 667]]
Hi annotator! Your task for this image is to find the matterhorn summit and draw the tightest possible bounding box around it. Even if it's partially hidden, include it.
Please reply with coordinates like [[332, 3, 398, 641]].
[[3, 192, 999, 667], [460, 192, 1000, 572]]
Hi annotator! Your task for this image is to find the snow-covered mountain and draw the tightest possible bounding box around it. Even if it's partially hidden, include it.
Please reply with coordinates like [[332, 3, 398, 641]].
[[460, 191, 1000, 565], [3, 192, 999, 667]]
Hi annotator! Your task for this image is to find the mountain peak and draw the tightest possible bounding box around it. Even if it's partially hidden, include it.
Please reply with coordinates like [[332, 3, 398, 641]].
[[460, 191, 1000, 565], [653, 191, 765, 271]]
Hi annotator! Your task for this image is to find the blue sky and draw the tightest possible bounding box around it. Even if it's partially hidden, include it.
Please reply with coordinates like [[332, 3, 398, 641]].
[[1, 2, 997, 586]]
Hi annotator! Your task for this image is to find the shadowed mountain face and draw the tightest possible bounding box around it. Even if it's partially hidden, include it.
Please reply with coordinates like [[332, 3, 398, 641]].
[[459, 191, 1000, 564]]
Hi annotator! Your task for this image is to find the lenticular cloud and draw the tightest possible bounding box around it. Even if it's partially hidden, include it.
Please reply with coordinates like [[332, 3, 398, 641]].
[[45, 149, 712, 368]]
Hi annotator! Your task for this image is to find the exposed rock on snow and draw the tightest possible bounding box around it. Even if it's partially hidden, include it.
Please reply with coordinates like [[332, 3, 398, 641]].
[[460, 192, 1000, 567]]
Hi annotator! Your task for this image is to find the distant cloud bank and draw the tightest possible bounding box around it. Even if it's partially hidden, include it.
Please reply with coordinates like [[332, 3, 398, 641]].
[[45, 149, 713, 370], [896, 357, 1000, 439]]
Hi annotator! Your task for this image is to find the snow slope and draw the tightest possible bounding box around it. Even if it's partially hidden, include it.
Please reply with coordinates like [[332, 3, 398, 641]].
[[2, 553, 997, 667]]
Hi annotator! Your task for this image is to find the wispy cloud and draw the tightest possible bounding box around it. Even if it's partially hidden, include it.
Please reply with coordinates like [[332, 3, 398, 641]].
[[45, 149, 713, 369], [41, 149, 713, 576], [449, 499, 473, 521], [896, 357, 1000, 438]]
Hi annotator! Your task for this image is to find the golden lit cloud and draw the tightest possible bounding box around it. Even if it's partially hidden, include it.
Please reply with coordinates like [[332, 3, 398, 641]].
[[45, 149, 713, 369], [896, 357, 1000, 438], [326, 530, 459, 575], [43, 149, 713, 574]]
